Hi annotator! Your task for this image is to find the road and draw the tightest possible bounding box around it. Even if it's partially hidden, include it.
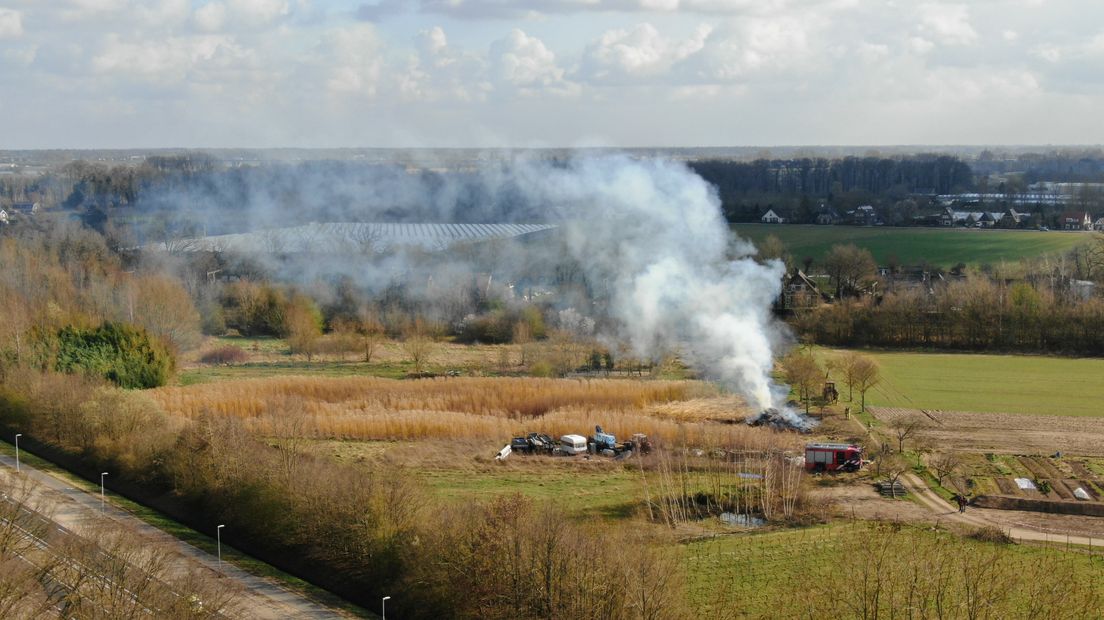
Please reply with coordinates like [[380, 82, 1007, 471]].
[[901, 472, 1104, 548], [0, 453, 361, 619]]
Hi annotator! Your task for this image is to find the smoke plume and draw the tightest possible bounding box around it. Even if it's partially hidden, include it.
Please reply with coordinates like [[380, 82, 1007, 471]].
[[505, 156, 789, 411], [148, 153, 795, 413]]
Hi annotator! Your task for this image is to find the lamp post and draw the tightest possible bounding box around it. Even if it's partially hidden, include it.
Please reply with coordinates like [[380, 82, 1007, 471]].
[[14, 434, 21, 473], [100, 472, 108, 515], [382, 596, 391, 620], [217, 524, 225, 570]]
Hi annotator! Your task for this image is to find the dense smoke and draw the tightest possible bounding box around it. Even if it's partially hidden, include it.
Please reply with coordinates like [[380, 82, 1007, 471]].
[[502, 157, 789, 411], [151, 154, 795, 412]]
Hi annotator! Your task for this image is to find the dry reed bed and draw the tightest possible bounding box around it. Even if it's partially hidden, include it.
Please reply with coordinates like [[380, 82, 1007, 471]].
[[150, 376, 790, 450], [151, 376, 709, 419], [245, 406, 795, 450]]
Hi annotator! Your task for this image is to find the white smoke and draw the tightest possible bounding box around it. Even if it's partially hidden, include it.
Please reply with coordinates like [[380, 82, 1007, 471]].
[[504, 155, 789, 411]]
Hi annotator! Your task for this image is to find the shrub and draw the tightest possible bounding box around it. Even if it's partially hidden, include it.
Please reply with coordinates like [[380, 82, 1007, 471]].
[[970, 526, 1013, 544], [54, 322, 175, 389], [199, 345, 248, 366]]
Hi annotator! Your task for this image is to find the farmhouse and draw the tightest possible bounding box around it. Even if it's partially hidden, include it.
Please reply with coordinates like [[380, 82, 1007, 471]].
[[777, 270, 831, 312], [1059, 211, 1092, 231], [998, 208, 1031, 229], [760, 209, 785, 224]]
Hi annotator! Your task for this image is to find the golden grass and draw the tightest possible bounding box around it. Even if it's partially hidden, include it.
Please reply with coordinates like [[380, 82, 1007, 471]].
[[150, 376, 709, 419], [149, 376, 795, 451]]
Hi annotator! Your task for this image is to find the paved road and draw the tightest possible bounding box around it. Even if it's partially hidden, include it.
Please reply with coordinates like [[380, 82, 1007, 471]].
[[902, 472, 1104, 548], [0, 453, 361, 619]]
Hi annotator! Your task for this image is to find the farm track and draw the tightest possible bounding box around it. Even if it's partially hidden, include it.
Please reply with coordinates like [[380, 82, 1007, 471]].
[[902, 472, 1104, 547], [0, 454, 360, 620]]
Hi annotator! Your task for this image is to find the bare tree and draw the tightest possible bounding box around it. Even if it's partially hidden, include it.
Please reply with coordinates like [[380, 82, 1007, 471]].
[[929, 452, 961, 487], [823, 243, 877, 299], [835, 351, 862, 402], [402, 319, 438, 374], [852, 355, 881, 413], [891, 416, 926, 453], [879, 453, 910, 498], [781, 350, 822, 414], [285, 295, 323, 362], [357, 306, 385, 363]]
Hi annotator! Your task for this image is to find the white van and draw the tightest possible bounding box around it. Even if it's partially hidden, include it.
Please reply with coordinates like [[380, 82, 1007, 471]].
[[560, 434, 587, 455]]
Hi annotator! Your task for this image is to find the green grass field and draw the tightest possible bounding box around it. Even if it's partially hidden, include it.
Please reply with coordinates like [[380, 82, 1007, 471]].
[[685, 523, 1102, 617], [734, 224, 1090, 268], [825, 349, 1104, 416]]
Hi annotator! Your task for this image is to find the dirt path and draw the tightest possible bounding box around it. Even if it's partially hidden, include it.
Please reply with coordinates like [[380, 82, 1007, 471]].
[[0, 454, 363, 619], [901, 472, 1104, 547]]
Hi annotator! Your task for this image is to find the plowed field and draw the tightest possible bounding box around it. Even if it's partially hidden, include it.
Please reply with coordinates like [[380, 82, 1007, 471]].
[[869, 407, 1104, 456]]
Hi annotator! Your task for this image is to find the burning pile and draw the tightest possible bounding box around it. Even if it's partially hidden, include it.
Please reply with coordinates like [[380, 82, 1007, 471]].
[[746, 408, 818, 433]]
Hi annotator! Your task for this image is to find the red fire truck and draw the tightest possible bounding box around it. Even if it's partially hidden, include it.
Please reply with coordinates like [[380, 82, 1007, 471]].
[[804, 443, 863, 472]]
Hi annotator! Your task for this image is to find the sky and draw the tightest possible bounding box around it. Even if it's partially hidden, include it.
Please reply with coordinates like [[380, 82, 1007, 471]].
[[0, 0, 1102, 149]]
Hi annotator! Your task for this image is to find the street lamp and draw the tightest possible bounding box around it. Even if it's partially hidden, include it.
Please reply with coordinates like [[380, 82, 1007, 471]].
[[14, 434, 21, 473], [382, 596, 391, 620], [100, 472, 108, 515], [217, 524, 225, 570]]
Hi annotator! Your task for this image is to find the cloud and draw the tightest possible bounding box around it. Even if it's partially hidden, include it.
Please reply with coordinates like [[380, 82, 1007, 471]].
[[323, 23, 385, 97], [194, 2, 229, 32], [0, 8, 23, 39], [91, 34, 255, 86], [357, 0, 818, 20], [579, 23, 711, 82], [917, 3, 978, 46], [489, 29, 577, 96]]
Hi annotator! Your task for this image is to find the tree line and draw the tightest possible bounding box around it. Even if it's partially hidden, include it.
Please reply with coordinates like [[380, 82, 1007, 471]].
[[690, 155, 974, 221]]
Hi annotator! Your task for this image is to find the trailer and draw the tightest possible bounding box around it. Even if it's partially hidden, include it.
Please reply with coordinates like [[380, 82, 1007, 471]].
[[804, 443, 863, 472]]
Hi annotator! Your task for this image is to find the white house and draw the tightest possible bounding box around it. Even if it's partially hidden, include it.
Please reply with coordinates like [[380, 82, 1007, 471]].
[[760, 209, 785, 224], [0, 209, 7, 225]]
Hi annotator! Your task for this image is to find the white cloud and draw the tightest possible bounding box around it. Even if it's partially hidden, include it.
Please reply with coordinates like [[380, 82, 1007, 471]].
[[907, 36, 934, 55], [324, 23, 384, 97], [489, 29, 576, 96], [227, 0, 290, 26], [917, 3, 978, 46], [580, 23, 711, 81], [0, 8, 23, 39], [685, 16, 814, 81], [2, 0, 1104, 147], [195, 2, 229, 32], [91, 34, 254, 85]]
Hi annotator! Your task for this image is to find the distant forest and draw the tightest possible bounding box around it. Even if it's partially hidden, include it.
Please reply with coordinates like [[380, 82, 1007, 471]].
[[689, 155, 975, 222]]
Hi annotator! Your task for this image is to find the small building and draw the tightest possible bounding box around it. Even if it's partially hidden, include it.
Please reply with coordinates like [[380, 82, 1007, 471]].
[[1059, 211, 1092, 231], [778, 270, 831, 311], [0, 209, 7, 225], [976, 212, 1005, 228], [998, 208, 1031, 229], [760, 209, 785, 224], [849, 205, 880, 226], [1094, 217, 1104, 232]]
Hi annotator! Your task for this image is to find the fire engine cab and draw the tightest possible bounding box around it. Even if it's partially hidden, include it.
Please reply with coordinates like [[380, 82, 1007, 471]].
[[804, 443, 863, 472]]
